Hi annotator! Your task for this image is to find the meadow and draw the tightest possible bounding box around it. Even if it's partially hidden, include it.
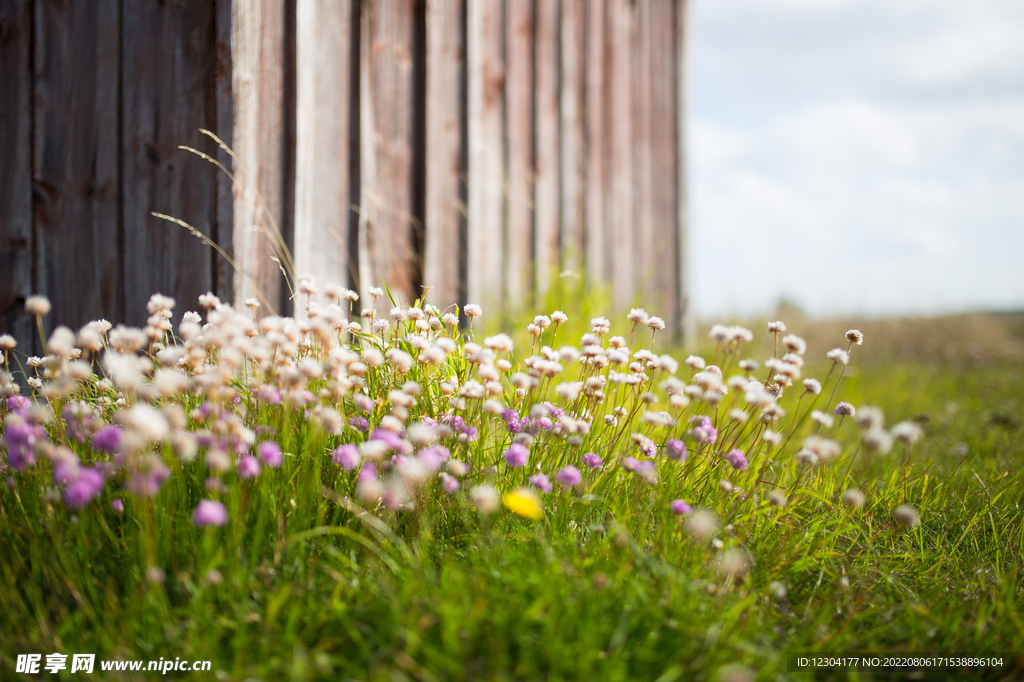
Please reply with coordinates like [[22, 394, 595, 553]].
[[1, 280, 1022, 681]]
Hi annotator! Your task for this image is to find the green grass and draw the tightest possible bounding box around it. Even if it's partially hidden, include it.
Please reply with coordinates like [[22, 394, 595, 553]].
[[1, 306, 1022, 681]]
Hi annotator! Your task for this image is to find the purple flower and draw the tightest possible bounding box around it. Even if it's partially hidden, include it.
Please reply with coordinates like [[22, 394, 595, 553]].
[[237, 455, 261, 479], [193, 499, 228, 527], [529, 473, 553, 494], [330, 444, 361, 470], [358, 462, 379, 482], [348, 416, 370, 432], [664, 439, 687, 461], [353, 393, 374, 413], [542, 402, 565, 421], [582, 452, 604, 470], [503, 443, 529, 468], [639, 438, 657, 458], [6, 395, 30, 417], [622, 456, 640, 472], [502, 409, 522, 434], [370, 428, 403, 452], [257, 441, 283, 468], [693, 416, 718, 445], [257, 384, 281, 405], [62, 405, 93, 443], [835, 401, 855, 417], [555, 465, 582, 489], [2, 420, 44, 470], [92, 426, 124, 454], [126, 456, 171, 497], [670, 499, 692, 515], [724, 448, 748, 471], [112, 498, 124, 513], [440, 472, 460, 494], [53, 456, 81, 486], [418, 444, 451, 472], [64, 467, 104, 509]]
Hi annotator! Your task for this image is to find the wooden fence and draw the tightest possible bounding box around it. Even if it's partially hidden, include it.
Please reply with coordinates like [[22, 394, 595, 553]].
[[0, 0, 692, 355]]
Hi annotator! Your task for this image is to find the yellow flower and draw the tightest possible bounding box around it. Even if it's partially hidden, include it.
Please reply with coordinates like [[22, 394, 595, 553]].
[[502, 488, 543, 520]]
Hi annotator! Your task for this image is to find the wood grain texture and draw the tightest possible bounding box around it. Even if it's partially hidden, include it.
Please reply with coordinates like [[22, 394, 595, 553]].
[[632, 0, 654, 312], [677, 0, 693, 343], [559, 0, 585, 274], [214, 0, 236, 302], [294, 0, 355, 305], [230, 0, 286, 314], [466, 0, 505, 315], [533, 0, 559, 298], [121, 0, 220, 323], [584, 0, 606, 287], [32, 0, 120, 333], [0, 0, 35, 351], [360, 0, 417, 305], [504, 0, 533, 309], [650, 0, 678, 331], [423, 0, 465, 310], [606, 0, 634, 312]]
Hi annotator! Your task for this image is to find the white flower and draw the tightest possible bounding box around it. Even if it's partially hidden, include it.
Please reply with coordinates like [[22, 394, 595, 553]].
[[590, 317, 611, 334], [845, 329, 864, 345], [627, 308, 649, 324], [25, 295, 51, 317], [892, 420, 923, 444], [827, 348, 850, 365], [842, 488, 865, 509], [781, 334, 806, 355], [894, 504, 920, 528], [802, 378, 822, 395], [369, 287, 384, 298], [551, 310, 568, 324], [646, 316, 666, 331], [685, 355, 706, 370], [767, 321, 786, 333], [464, 304, 482, 318]]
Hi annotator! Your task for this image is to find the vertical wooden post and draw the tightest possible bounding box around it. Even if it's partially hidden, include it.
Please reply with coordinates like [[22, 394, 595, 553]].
[[423, 0, 465, 310], [231, 0, 287, 314], [121, 0, 222, 323], [650, 0, 679, 331], [534, 0, 560, 299], [31, 0, 120, 335], [559, 0, 586, 275], [585, 0, 607, 287], [504, 0, 533, 311], [606, 0, 634, 312], [632, 0, 654, 310], [0, 0, 35, 352], [294, 0, 355, 304], [466, 0, 505, 315], [359, 0, 417, 306], [676, 0, 693, 344]]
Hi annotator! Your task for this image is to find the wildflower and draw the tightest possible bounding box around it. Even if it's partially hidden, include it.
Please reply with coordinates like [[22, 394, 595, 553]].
[[440, 472, 460, 493], [767, 321, 786, 333], [193, 500, 228, 527], [834, 402, 856, 417], [237, 455, 261, 479], [842, 488, 865, 509], [25, 295, 51, 317], [892, 420, 923, 444], [627, 308, 649, 324], [550, 310, 568, 325], [846, 329, 864, 345], [470, 484, 499, 514], [555, 466, 582, 489], [810, 410, 833, 428], [863, 428, 893, 454], [92, 425, 124, 453], [894, 504, 920, 528], [768, 489, 787, 507], [503, 488, 543, 520], [781, 334, 806, 355], [112, 499, 124, 514], [464, 304, 482, 318], [529, 473, 553, 493], [827, 348, 850, 365], [670, 499, 691, 515], [64, 467, 104, 509], [723, 449, 748, 471], [685, 355, 706, 370], [802, 378, 822, 394], [715, 547, 751, 580], [503, 443, 529, 468], [257, 441, 283, 468], [0, 334, 16, 350], [685, 509, 719, 541], [646, 316, 666, 331], [664, 439, 687, 461], [691, 416, 718, 445], [582, 452, 603, 469]]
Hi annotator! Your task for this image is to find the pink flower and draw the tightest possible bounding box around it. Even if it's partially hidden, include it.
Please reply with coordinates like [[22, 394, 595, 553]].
[[555, 466, 582, 488], [193, 499, 228, 527]]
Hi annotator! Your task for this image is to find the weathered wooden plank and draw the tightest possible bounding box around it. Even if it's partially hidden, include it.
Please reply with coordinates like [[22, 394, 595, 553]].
[[559, 0, 585, 274], [504, 0, 533, 309], [32, 0, 120, 334], [231, 0, 287, 314], [632, 0, 654, 311], [121, 0, 220, 323], [214, 0, 236, 303], [606, 0, 634, 312], [534, 0, 559, 298], [650, 0, 678, 331], [677, 0, 693, 343], [466, 0, 505, 315], [0, 0, 35, 352], [584, 0, 607, 286], [294, 0, 355, 307], [359, 0, 417, 305], [423, 0, 465, 311]]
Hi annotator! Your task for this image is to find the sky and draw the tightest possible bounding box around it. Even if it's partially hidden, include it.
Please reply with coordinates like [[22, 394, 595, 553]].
[[689, 0, 1024, 319]]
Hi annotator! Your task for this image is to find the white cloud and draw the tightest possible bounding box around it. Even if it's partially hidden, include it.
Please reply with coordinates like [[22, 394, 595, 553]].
[[690, 0, 1024, 319]]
